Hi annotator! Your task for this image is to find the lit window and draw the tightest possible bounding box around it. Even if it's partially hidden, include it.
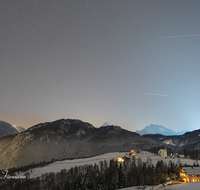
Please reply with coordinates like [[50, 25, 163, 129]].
[[117, 157, 124, 162]]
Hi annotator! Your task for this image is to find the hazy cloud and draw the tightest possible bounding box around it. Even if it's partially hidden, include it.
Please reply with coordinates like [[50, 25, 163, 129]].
[[159, 34, 200, 39], [145, 92, 169, 97]]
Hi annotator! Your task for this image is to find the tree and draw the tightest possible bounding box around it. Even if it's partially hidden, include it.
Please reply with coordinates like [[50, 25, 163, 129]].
[[117, 163, 126, 188]]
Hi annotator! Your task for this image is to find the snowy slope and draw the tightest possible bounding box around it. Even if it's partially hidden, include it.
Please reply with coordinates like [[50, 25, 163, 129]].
[[12, 125, 26, 132], [118, 186, 153, 190], [18, 152, 126, 178], [119, 182, 200, 190], [162, 139, 176, 146], [161, 182, 200, 190], [17, 151, 198, 179]]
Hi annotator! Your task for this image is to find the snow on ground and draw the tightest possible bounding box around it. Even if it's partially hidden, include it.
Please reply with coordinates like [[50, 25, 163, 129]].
[[135, 151, 198, 166], [118, 182, 200, 190], [18, 152, 126, 178], [118, 186, 153, 190], [162, 181, 200, 190], [17, 151, 200, 179], [162, 139, 176, 146]]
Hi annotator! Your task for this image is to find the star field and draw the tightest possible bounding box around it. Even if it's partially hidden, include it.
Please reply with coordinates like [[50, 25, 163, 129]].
[[1, 0, 200, 132]]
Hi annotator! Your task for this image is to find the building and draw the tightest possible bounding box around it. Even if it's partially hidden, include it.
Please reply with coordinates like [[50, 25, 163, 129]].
[[116, 156, 130, 162], [116, 157, 124, 162], [179, 154, 185, 158], [177, 166, 200, 182], [129, 150, 137, 155], [158, 149, 167, 157]]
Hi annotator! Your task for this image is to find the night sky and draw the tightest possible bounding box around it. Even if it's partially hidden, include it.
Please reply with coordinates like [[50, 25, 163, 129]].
[[1, 0, 200, 132]]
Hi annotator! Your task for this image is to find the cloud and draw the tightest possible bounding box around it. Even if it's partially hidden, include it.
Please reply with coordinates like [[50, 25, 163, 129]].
[[159, 34, 200, 39], [145, 92, 169, 97]]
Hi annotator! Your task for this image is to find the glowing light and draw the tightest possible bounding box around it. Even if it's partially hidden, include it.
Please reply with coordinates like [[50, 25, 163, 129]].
[[130, 150, 137, 155], [117, 157, 124, 162]]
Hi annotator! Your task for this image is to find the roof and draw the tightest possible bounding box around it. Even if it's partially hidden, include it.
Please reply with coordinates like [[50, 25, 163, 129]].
[[181, 167, 200, 175]]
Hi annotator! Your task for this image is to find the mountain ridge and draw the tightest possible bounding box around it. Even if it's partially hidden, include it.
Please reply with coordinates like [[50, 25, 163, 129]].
[[136, 124, 188, 136], [0, 119, 198, 171], [0, 118, 158, 170], [0, 120, 19, 138], [143, 128, 200, 149], [12, 125, 26, 132]]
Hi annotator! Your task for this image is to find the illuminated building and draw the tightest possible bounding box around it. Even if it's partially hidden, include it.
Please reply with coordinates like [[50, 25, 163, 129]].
[[177, 166, 200, 182]]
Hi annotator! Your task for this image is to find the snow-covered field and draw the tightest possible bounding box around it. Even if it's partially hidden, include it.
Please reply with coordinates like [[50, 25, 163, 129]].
[[118, 186, 153, 190], [18, 151, 199, 179], [134, 151, 197, 166], [18, 152, 126, 178], [162, 182, 200, 190], [119, 182, 200, 190]]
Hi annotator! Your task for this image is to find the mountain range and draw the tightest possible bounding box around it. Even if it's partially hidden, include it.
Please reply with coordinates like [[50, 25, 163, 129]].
[[143, 128, 200, 150], [0, 120, 26, 138], [0, 119, 158, 170], [136, 124, 188, 136], [0, 119, 199, 171]]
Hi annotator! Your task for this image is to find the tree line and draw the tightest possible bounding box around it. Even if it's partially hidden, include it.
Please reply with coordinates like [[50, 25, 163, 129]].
[[0, 155, 181, 190]]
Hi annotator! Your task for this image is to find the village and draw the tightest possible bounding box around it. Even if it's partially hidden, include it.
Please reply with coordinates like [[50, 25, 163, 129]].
[[14, 148, 200, 190], [116, 149, 200, 185]]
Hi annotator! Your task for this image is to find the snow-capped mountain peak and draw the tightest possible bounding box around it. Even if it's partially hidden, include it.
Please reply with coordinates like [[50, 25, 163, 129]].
[[102, 122, 110, 127], [12, 125, 26, 132], [136, 124, 188, 136]]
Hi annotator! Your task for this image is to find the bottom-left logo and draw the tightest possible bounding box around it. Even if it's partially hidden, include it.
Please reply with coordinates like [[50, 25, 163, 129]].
[[0, 170, 26, 179]]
